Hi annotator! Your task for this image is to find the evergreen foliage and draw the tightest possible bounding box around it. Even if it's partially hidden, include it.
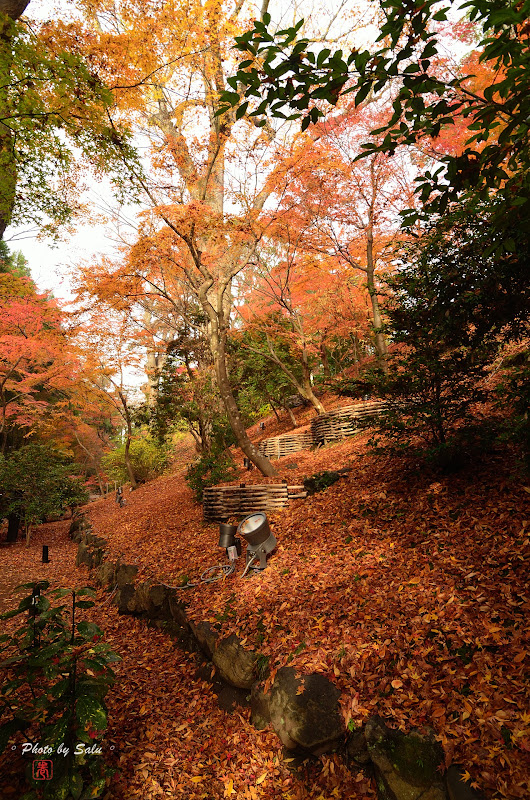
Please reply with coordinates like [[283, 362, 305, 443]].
[[0, 581, 119, 799], [0, 444, 89, 540]]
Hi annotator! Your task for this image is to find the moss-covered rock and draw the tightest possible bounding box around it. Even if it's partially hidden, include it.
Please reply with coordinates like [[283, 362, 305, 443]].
[[212, 634, 257, 689], [250, 682, 270, 730], [115, 563, 138, 588], [268, 667, 344, 755], [365, 717, 446, 800]]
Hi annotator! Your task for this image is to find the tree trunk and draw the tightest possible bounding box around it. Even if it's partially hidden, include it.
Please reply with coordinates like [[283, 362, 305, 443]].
[[123, 428, 137, 488], [0, 14, 18, 239], [211, 323, 277, 476], [0, 1, 31, 19], [301, 367, 325, 414], [6, 511, 19, 542], [267, 397, 281, 422], [118, 389, 137, 488], [263, 334, 326, 415], [366, 220, 388, 371], [293, 317, 326, 414], [123, 435, 136, 487], [283, 404, 297, 428], [198, 416, 212, 453], [320, 343, 331, 378]]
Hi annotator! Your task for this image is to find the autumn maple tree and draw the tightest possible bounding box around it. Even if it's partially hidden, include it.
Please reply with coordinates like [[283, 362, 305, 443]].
[[0, 251, 101, 540], [56, 0, 367, 476], [0, 269, 76, 455], [237, 236, 369, 414], [73, 305, 147, 490], [237, 106, 415, 382]]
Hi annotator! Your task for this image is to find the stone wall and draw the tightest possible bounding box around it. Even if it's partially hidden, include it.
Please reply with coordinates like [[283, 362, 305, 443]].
[[70, 515, 485, 800]]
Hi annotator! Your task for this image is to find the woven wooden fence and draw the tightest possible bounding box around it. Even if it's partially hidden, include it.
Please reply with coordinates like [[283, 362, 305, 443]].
[[311, 401, 388, 444], [258, 429, 313, 460], [203, 484, 306, 521]]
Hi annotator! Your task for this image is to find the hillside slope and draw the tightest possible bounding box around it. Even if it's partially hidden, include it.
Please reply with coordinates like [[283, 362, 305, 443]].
[[81, 416, 530, 800], [1, 407, 529, 800]]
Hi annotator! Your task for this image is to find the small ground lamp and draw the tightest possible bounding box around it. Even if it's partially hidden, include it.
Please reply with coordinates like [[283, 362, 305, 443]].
[[237, 512, 277, 573]]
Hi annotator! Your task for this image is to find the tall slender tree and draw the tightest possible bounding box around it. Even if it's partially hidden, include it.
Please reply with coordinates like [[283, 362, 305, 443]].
[[66, 0, 361, 474]]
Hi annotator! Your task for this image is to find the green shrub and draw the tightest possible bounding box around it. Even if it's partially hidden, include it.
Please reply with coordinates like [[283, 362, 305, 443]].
[[495, 346, 530, 470], [303, 470, 342, 495], [0, 581, 120, 799], [186, 451, 238, 501], [102, 436, 168, 484], [0, 445, 89, 542]]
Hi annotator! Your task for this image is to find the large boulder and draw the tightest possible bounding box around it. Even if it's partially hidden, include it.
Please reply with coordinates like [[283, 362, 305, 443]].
[[189, 620, 219, 660], [85, 533, 107, 549], [212, 634, 257, 689], [346, 725, 371, 767], [365, 717, 446, 800], [250, 682, 271, 730], [268, 667, 344, 755], [132, 581, 152, 614], [75, 541, 93, 568], [115, 563, 138, 587], [117, 583, 136, 614], [446, 765, 486, 800], [69, 514, 91, 541], [95, 561, 116, 589], [147, 583, 176, 620]]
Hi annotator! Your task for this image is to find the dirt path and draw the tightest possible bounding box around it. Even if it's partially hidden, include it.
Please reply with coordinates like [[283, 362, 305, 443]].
[[0, 519, 78, 614]]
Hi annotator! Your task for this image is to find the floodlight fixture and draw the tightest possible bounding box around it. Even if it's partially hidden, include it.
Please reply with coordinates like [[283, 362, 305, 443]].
[[237, 512, 277, 571]]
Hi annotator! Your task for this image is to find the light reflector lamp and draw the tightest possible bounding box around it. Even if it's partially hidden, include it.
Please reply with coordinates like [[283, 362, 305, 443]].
[[237, 512, 276, 570]]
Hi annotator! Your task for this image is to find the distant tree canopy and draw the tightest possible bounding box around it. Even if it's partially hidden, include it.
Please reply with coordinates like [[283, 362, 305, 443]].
[[0, 241, 30, 278], [222, 0, 530, 234], [0, 2, 139, 239]]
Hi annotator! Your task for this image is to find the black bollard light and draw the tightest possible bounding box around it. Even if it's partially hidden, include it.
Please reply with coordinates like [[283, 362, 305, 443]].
[[42, 545, 49, 563], [30, 585, 41, 617]]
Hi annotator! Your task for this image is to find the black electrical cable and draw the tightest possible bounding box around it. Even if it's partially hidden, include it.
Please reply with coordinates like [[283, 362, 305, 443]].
[[175, 560, 236, 589]]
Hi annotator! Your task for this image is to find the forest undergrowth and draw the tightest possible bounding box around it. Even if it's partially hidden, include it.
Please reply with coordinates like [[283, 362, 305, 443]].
[[1, 404, 529, 800]]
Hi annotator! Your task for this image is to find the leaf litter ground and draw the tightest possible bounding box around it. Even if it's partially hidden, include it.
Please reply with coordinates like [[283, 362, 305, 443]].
[[1, 403, 529, 799]]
